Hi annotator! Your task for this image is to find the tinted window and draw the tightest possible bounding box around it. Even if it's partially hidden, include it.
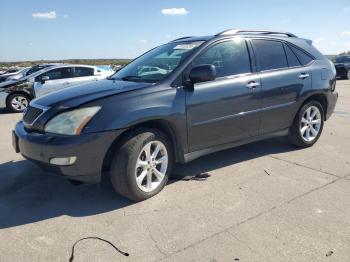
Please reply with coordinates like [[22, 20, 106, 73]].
[[253, 39, 288, 71], [284, 44, 301, 67], [26, 65, 53, 76], [39, 67, 73, 81], [74, 67, 94, 77], [335, 56, 350, 63], [193, 39, 251, 78], [289, 45, 313, 65]]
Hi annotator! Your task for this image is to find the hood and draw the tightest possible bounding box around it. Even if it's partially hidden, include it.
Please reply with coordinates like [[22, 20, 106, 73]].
[[0, 78, 25, 88], [33, 79, 153, 108]]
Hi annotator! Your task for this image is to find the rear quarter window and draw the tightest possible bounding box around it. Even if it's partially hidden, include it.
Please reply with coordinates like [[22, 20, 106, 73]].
[[289, 45, 314, 65], [74, 67, 95, 77]]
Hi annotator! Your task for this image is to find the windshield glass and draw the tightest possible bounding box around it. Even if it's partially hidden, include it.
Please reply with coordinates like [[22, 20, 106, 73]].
[[110, 41, 204, 83], [335, 56, 350, 63]]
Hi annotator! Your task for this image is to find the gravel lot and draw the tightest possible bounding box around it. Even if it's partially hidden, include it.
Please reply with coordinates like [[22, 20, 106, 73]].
[[0, 80, 349, 262]]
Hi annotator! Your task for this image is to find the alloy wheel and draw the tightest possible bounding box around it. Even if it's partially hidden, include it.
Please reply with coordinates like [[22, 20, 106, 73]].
[[299, 105, 322, 142], [11, 95, 28, 111], [135, 141, 168, 192]]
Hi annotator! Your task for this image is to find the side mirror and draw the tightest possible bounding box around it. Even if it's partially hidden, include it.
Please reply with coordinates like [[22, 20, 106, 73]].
[[41, 75, 50, 84], [189, 64, 216, 84]]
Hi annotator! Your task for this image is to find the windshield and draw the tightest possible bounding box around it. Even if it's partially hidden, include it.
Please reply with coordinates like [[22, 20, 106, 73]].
[[335, 56, 350, 63], [110, 41, 204, 83]]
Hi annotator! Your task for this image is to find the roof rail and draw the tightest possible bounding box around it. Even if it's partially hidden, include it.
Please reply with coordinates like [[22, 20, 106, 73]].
[[216, 29, 297, 38], [171, 36, 194, 42]]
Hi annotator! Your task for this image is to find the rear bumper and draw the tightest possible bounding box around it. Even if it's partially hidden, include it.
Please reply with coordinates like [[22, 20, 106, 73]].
[[14, 121, 125, 183], [325, 90, 338, 120]]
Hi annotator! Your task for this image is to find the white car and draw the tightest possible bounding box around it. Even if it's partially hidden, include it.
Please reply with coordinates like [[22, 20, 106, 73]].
[[138, 66, 168, 77], [0, 64, 113, 112]]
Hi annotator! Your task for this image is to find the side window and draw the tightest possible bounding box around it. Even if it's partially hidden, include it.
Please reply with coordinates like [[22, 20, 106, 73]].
[[193, 39, 251, 78], [283, 43, 301, 67], [253, 39, 288, 71], [74, 67, 95, 77], [38, 67, 73, 81], [289, 45, 314, 65]]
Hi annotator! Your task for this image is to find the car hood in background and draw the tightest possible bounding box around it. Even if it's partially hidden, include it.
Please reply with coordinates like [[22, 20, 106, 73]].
[[0, 79, 24, 89], [33, 79, 154, 108]]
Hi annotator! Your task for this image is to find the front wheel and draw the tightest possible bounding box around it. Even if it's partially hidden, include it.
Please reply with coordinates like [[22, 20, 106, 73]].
[[110, 129, 173, 201], [288, 101, 324, 147], [6, 93, 30, 113]]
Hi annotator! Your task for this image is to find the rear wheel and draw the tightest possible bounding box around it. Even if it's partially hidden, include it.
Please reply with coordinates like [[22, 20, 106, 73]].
[[6, 93, 30, 113], [288, 101, 324, 147], [110, 129, 173, 201]]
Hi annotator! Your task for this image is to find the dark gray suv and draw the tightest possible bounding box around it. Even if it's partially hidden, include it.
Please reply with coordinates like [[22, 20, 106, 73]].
[[13, 29, 338, 201]]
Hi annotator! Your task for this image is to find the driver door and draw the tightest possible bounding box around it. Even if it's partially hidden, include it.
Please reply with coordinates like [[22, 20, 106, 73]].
[[34, 67, 74, 97], [186, 39, 262, 152]]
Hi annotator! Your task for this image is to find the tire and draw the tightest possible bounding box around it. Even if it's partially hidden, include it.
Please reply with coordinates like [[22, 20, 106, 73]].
[[346, 69, 350, 80], [288, 101, 324, 147], [6, 93, 31, 113], [110, 129, 173, 201]]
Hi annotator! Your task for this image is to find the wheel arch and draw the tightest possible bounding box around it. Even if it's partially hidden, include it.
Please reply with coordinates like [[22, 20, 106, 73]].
[[5, 91, 33, 109], [301, 93, 328, 118], [101, 119, 182, 180]]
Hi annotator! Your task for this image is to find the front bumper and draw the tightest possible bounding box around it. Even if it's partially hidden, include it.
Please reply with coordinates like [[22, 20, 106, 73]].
[[0, 91, 7, 108], [325, 90, 338, 120], [13, 121, 125, 183]]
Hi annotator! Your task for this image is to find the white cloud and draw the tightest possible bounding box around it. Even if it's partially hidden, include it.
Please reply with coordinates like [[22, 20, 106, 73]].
[[140, 39, 147, 44], [32, 11, 57, 19], [314, 37, 325, 44], [342, 6, 350, 12], [62, 14, 69, 19], [161, 8, 189, 16], [341, 31, 350, 37]]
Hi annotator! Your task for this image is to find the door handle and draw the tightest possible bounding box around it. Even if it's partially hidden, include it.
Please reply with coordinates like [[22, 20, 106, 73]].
[[299, 73, 309, 79], [63, 82, 70, 85], [246, 81, 260, 89]]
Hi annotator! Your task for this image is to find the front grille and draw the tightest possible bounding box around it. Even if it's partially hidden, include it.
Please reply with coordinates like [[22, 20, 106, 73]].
[[23, 105, 43, 125]]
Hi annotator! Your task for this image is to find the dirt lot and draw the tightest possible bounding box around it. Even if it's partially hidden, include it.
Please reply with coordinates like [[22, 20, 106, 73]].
[[0, 80, 349, 262]]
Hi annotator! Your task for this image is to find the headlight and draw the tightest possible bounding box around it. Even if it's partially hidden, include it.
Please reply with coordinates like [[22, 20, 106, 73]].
[[44, 106, 101, 135]]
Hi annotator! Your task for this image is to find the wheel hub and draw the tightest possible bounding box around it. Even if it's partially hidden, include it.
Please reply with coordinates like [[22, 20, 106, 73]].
[[300, 105, 322, 142], [135, 141, 168, 192]]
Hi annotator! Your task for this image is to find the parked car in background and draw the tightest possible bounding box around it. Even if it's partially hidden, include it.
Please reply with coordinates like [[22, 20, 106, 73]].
[[334, 55, 350, 79], [0, 68, 22, 83], [138, 66, 168, 77], [13, 29, 338, 201], [0, 64, 112, 112], [0, 64, 56, 83]]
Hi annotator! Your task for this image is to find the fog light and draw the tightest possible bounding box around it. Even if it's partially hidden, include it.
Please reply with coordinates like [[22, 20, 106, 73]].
[[50, 156, 77, 166]]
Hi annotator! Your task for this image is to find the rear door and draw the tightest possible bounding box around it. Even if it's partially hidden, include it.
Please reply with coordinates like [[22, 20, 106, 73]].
[[34, 67, 74, 97], [251, 39, 312, 135], [186, 38, 262, 151]]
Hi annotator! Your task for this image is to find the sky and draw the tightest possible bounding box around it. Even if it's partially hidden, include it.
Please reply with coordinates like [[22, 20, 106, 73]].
[[0, 0, 349, 61]]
